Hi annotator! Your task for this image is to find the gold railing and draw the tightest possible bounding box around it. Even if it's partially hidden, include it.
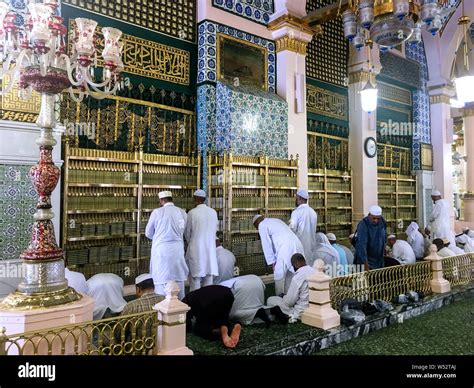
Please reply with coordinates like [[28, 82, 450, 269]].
[[442, 254, 474, 287], [1, 311, 159, 356], [330, 261, 433, 310]]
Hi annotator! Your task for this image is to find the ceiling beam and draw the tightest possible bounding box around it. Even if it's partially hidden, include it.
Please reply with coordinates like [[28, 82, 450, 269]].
[[303, 0, 351, 26]]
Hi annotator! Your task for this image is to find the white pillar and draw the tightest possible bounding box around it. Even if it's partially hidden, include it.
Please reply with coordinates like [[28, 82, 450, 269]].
[[428, 84, 455, 227], [462, 107, 474, 222], [348, 46, 380, 222], [268, 10, 313, 190]]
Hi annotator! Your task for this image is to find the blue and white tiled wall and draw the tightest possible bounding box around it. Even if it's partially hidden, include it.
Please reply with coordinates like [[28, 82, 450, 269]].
[[212, 0, 274, 25], [406, 41, 432, 170], [197, 21, 276, 92], [0, 165, 36, 261]]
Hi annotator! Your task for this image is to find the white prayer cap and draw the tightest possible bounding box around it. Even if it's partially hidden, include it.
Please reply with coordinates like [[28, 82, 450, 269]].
[[462, 227, 470, 232], [442, 238, 450, 245], [349, 233, 355, 239], [296, 189, 309, 200], [369, 205, 382, 216], [327, 233, 337, 241], [135, 273, 153, 285], [252, 214, 263, 224], [159, 190, 172, 199], [431, 190, 441, 196], [193, 189, 206, 198], [388, 234, 397, 239]]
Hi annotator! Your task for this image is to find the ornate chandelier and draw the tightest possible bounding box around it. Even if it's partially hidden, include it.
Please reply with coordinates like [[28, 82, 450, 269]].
[[0, 0, 123, 310], [342, 0, 447, 50]]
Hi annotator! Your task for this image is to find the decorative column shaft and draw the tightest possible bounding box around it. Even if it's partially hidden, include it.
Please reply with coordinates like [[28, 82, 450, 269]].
[[428, 84, 455, 227], [348, 45, 381, 223], [462, 106, 474, 222], [268, 13, 314, 189]]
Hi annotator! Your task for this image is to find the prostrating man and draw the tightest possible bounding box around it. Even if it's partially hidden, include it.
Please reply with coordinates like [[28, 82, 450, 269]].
[[65, 267, 89, 295], [387, 235, 416, 265], [313, 232, 340, 267], [267, 253, 315, 323], [462, 227, 474, 239], [456, 233, 474, 253], [220, 275, 271, 327], [289, 189, 317, 266], [354, 205, 387, 270], [121, 273, 165, 316], [182, 285, 241, 349], [426, 191, 456, 247], [145, 190, 188, 300], [213, 238, 236, 284], [327, 233, 349, 273], [185, 189, 219, 291], [405, 221, 425, 260], [87, 273, 127, 320], [253, 215, 304, 296], [433, 238, 456, 257]]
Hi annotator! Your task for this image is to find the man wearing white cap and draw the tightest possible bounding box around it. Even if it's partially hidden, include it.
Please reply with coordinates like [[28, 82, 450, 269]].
[[253, 214, 304, 295], [185, 189, 219, 291], [432, 238, 456, 257], [387, 235, 416, 265], [354, 205, 387, 270], [426, 191, 456, 248], [213, 238, 236, 284], [289, 189, 317, 265], [405, 221, 425, 260], [121, 273, 165, 316], [145, 190, 188, 299], [327, 233, 349, 273], [462, 227, 474, 239]]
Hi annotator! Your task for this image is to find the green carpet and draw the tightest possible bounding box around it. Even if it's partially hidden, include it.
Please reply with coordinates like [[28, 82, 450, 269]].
[[315, 297, 474, 356]]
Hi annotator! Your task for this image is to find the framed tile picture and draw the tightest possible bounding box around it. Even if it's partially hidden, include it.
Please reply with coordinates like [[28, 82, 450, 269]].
[[217, 34, 268, 90]]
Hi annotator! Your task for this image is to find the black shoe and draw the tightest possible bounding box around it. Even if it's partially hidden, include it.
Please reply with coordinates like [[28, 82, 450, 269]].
[[270, 306, 289, 324]]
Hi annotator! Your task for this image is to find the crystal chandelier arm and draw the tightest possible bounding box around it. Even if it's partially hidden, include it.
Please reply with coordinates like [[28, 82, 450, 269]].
[[81, 66, 117, 89], [67, 86, 86, 103], [0, 50, 30, 96], [60, 54, 88, 88], [87, 80, 120, 98]]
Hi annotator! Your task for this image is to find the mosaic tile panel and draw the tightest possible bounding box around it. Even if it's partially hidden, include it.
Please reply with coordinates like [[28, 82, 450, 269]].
[[406, 41, 432, 170], [214, 81, 288, 158], [212, 0, 274, 25], [306, 0, 348, 87], [197, 21, 276, 93], [0, 164, 37, 261]]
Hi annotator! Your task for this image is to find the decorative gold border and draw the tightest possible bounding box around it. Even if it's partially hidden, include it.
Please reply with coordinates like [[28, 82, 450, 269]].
[[216, 33, 268, 91], [306, 84, 348, 121], [378, 81, 412, 105], [429, 94, 451, 105]]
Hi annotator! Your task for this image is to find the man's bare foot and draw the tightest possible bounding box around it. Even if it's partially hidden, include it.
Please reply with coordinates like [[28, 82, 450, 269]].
[[230, 324, 241, 346], [221, 326, 235, 348]]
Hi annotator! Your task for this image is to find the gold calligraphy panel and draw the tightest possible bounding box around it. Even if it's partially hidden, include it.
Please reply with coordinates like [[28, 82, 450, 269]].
[[68, 21, 190, 85], [421, 143, 433, 171], [378, 82, 412, 105], [0, 74, 41, 122], [307, 84, 347, 121]]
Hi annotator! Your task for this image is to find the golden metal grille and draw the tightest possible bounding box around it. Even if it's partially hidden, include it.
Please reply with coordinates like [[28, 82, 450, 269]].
[[442, 254, 474, 287], [306, 1, 347, 86], [307, 132, 349, 171], [1, 311, 159, 356], [330, 261, 433, 310], [63, 0, 196, 42]]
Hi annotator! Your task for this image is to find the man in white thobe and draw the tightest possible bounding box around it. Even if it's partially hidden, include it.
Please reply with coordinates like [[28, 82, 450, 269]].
[[65, 267, 89, 295], [456, 234, 474, 253], [433, 238, 456, 257], [387, 235, 416, 265], [405, 222, 425, 260], [213, 238, 236, 284], [426, 191, 456, 248], [185, 189, 219, 291], [462, 227, 474, 239], [145, 190, 188, 300], [253, 215, 304, 296], [267, 253, 315, 323], [220, 275, 271, 326], [289, 189, 317, 266]]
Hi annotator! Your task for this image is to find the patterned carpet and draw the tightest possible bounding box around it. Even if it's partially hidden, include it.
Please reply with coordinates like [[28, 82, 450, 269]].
[[315, 297, 474, 356]]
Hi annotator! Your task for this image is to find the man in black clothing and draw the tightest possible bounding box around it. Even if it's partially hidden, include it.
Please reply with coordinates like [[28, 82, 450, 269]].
[[182, 285, 241, 348]]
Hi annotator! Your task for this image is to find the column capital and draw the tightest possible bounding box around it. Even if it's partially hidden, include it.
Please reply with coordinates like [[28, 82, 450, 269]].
[[462, 103, 474, 117], [268, 15, 315, 55], [348, 71, 376, 85], [428, 82, 455, 105], [429, 94, 452, 105]]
